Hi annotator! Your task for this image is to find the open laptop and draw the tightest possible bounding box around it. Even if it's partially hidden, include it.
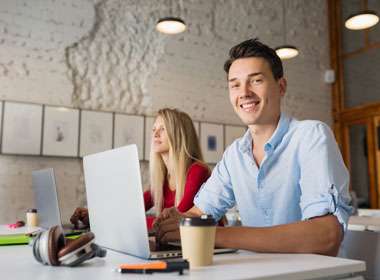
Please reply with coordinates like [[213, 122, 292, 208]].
[[83, 144, 235, 259], [31, 168, 87, 235]]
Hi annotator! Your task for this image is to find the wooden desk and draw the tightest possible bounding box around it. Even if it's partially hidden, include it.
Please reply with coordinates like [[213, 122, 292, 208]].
[[0, 245, 365, 280]]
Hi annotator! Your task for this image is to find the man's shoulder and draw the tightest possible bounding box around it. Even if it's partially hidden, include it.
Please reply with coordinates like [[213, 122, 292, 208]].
[[286, 118, 336, 150], [289, 118, 331, 136]]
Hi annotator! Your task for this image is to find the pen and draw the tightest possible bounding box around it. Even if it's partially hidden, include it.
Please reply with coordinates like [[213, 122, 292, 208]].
[[117, 260, 189, 275], [117, 268, 185, 275]]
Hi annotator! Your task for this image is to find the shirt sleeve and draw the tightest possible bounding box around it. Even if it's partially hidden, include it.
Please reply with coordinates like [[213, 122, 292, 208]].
[[143, 190, 154, 212], [194, 149, 236, 221], [298, 122, 353, 231], [176, 163, 210, 213]]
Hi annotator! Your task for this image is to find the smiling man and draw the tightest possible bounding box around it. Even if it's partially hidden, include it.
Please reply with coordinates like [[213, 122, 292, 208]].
[[155, 38, 352, 256]]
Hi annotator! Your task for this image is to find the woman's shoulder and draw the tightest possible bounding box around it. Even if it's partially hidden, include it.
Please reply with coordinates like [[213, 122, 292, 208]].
[[184, 161, 211, 189], [188, 161, 210, 175]]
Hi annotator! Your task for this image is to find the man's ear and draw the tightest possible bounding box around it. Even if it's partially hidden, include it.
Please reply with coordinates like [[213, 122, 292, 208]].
[[278, 77, 287, 97]]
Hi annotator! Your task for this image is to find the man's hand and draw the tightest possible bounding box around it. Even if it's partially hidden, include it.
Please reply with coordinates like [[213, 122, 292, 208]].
[[70, 207, 90, 229], [154, 207, 183, 243]]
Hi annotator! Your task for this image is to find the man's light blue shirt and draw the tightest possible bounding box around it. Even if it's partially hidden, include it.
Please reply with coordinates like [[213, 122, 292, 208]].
[[194, 113, 352, 230]]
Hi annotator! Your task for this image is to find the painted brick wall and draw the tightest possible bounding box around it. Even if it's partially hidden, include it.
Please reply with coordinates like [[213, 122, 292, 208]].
[[0, 0, 332, 223]]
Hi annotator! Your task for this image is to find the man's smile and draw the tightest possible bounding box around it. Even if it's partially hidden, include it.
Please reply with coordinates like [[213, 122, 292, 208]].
[[239, 99, 260, 112]]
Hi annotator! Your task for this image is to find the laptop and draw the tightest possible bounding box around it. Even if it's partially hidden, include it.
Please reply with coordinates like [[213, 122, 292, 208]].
[[31, 168, 87, 235], [83, 144, 235, 259]]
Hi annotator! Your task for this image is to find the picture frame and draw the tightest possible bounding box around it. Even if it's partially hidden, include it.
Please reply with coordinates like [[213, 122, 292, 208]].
[[144, 117, 155, 161], [193, 121, 200, 137], [1, 101, 43, 155], [0, 101, 3, 148], [225, 125, 247, 148], [200, 122, 224, 164], [79, 110, 113, 157], [114, 114, 144, 160], [42, 106, 80, 157]]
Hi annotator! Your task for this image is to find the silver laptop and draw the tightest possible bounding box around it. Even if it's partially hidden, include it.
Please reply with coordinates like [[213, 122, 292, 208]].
[[32, 169, 62, 229], [83, 144, 182, 259], [31, 168, 87, 234]]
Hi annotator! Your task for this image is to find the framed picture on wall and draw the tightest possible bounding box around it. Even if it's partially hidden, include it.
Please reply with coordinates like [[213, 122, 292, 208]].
[[79, 110, 113, 157], [225, 125, 247, 148], [200, 123, 224, 164], [1, 101, 43, 155], [42, 106, 80, 157], [0, 101, 3, 147], [114, 114, 144, 159], [193, 121, 200, 137], [144, 117, 155, 161]]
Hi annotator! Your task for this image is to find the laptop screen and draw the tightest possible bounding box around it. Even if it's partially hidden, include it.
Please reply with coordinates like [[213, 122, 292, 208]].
[[31, 168, 62, 229]]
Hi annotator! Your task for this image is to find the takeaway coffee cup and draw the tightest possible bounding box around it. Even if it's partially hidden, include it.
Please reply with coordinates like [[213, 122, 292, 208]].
[[179, 215, 217, 268]]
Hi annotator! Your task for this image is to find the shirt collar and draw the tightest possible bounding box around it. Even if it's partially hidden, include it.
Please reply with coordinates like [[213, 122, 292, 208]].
[[238, 113, 290, 153], [265, 113, 290, 152]]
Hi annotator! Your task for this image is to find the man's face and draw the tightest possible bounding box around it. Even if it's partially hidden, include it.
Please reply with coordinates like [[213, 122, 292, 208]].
[[228, 57, 286, 126]]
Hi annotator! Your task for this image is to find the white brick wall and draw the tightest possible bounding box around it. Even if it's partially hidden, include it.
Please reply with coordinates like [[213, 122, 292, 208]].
[[0, 0, 333, 223]]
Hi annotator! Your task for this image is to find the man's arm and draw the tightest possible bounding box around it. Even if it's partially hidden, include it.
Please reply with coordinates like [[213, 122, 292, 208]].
[[156, 208, 342, 256], [215, 215, 343, 256]]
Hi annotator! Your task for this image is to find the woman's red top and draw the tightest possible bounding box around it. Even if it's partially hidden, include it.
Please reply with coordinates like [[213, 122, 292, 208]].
[[144, 162, 210, 229]]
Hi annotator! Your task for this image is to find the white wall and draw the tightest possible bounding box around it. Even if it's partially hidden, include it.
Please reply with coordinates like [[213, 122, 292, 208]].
[[0, 0, 332, 223]]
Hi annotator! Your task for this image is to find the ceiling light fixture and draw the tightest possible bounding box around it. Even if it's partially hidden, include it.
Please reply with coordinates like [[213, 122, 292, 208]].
[[275, 0, 299, 60], [156, 17, 186, 34], [345, 10, 379, 30]]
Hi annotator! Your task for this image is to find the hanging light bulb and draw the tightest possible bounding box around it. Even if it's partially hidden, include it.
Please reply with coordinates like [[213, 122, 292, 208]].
[[156, 17, 186, 34], [275, 0, 299, 60], [275, 45, 299, 60], [345, 10, 379, 30]]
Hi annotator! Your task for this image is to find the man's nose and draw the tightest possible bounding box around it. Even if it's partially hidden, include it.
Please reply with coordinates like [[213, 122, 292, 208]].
[[241, 81, 253, 98]]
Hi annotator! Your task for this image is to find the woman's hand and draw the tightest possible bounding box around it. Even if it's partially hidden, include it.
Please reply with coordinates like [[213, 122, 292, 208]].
[[70, 207, 90, 229]]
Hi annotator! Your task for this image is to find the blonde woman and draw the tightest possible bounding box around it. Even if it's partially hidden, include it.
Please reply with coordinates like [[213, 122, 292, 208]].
[[71, 108, 210, 229]]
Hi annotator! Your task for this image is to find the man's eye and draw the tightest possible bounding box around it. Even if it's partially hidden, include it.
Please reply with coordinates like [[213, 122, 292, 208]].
[[230, 84, 239, 89], [251, 79, 262, 85]]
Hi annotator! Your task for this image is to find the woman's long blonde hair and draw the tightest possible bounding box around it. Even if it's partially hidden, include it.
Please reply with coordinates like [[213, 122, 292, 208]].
[[149, 108, 206, 214]]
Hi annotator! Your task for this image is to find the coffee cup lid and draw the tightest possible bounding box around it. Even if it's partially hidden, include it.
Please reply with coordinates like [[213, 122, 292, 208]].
[[180, 215, 216, 226], [27, 208, 37, 213]]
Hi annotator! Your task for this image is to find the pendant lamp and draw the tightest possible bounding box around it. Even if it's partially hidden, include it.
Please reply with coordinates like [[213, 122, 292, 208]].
[[345, 10, 379, 30], [156, 0, 186, 35], [275, 0, 299, 60], [156, 17, 186, 34]]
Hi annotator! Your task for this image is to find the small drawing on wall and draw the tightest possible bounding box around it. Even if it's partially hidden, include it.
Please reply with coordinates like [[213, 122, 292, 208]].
[[207, 135, 217, 151], [114, 114, 144, 160], [144, 117, 155, 161], [43, 106, 79, 157], [193, 121, 200, 137], [1, 101, 43, 155], [200, 123, 224, 164], [225, 125, 247, 148], [79, 110, 113, 157], [0, 101, 3, 147]]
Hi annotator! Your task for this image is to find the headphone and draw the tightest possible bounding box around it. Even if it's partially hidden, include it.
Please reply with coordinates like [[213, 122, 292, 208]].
[[32, 225, 107, 267]]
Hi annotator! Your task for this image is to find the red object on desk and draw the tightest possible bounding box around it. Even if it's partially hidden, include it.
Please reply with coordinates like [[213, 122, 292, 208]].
[[7, 221, 25, 229]]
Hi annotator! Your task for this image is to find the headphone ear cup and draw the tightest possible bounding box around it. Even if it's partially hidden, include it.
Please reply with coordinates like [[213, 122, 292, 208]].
[[32, 231, 44, 264], [33, 226, 65, 266], [48, 225, 65, 266], [58, 232, 95, 266]]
